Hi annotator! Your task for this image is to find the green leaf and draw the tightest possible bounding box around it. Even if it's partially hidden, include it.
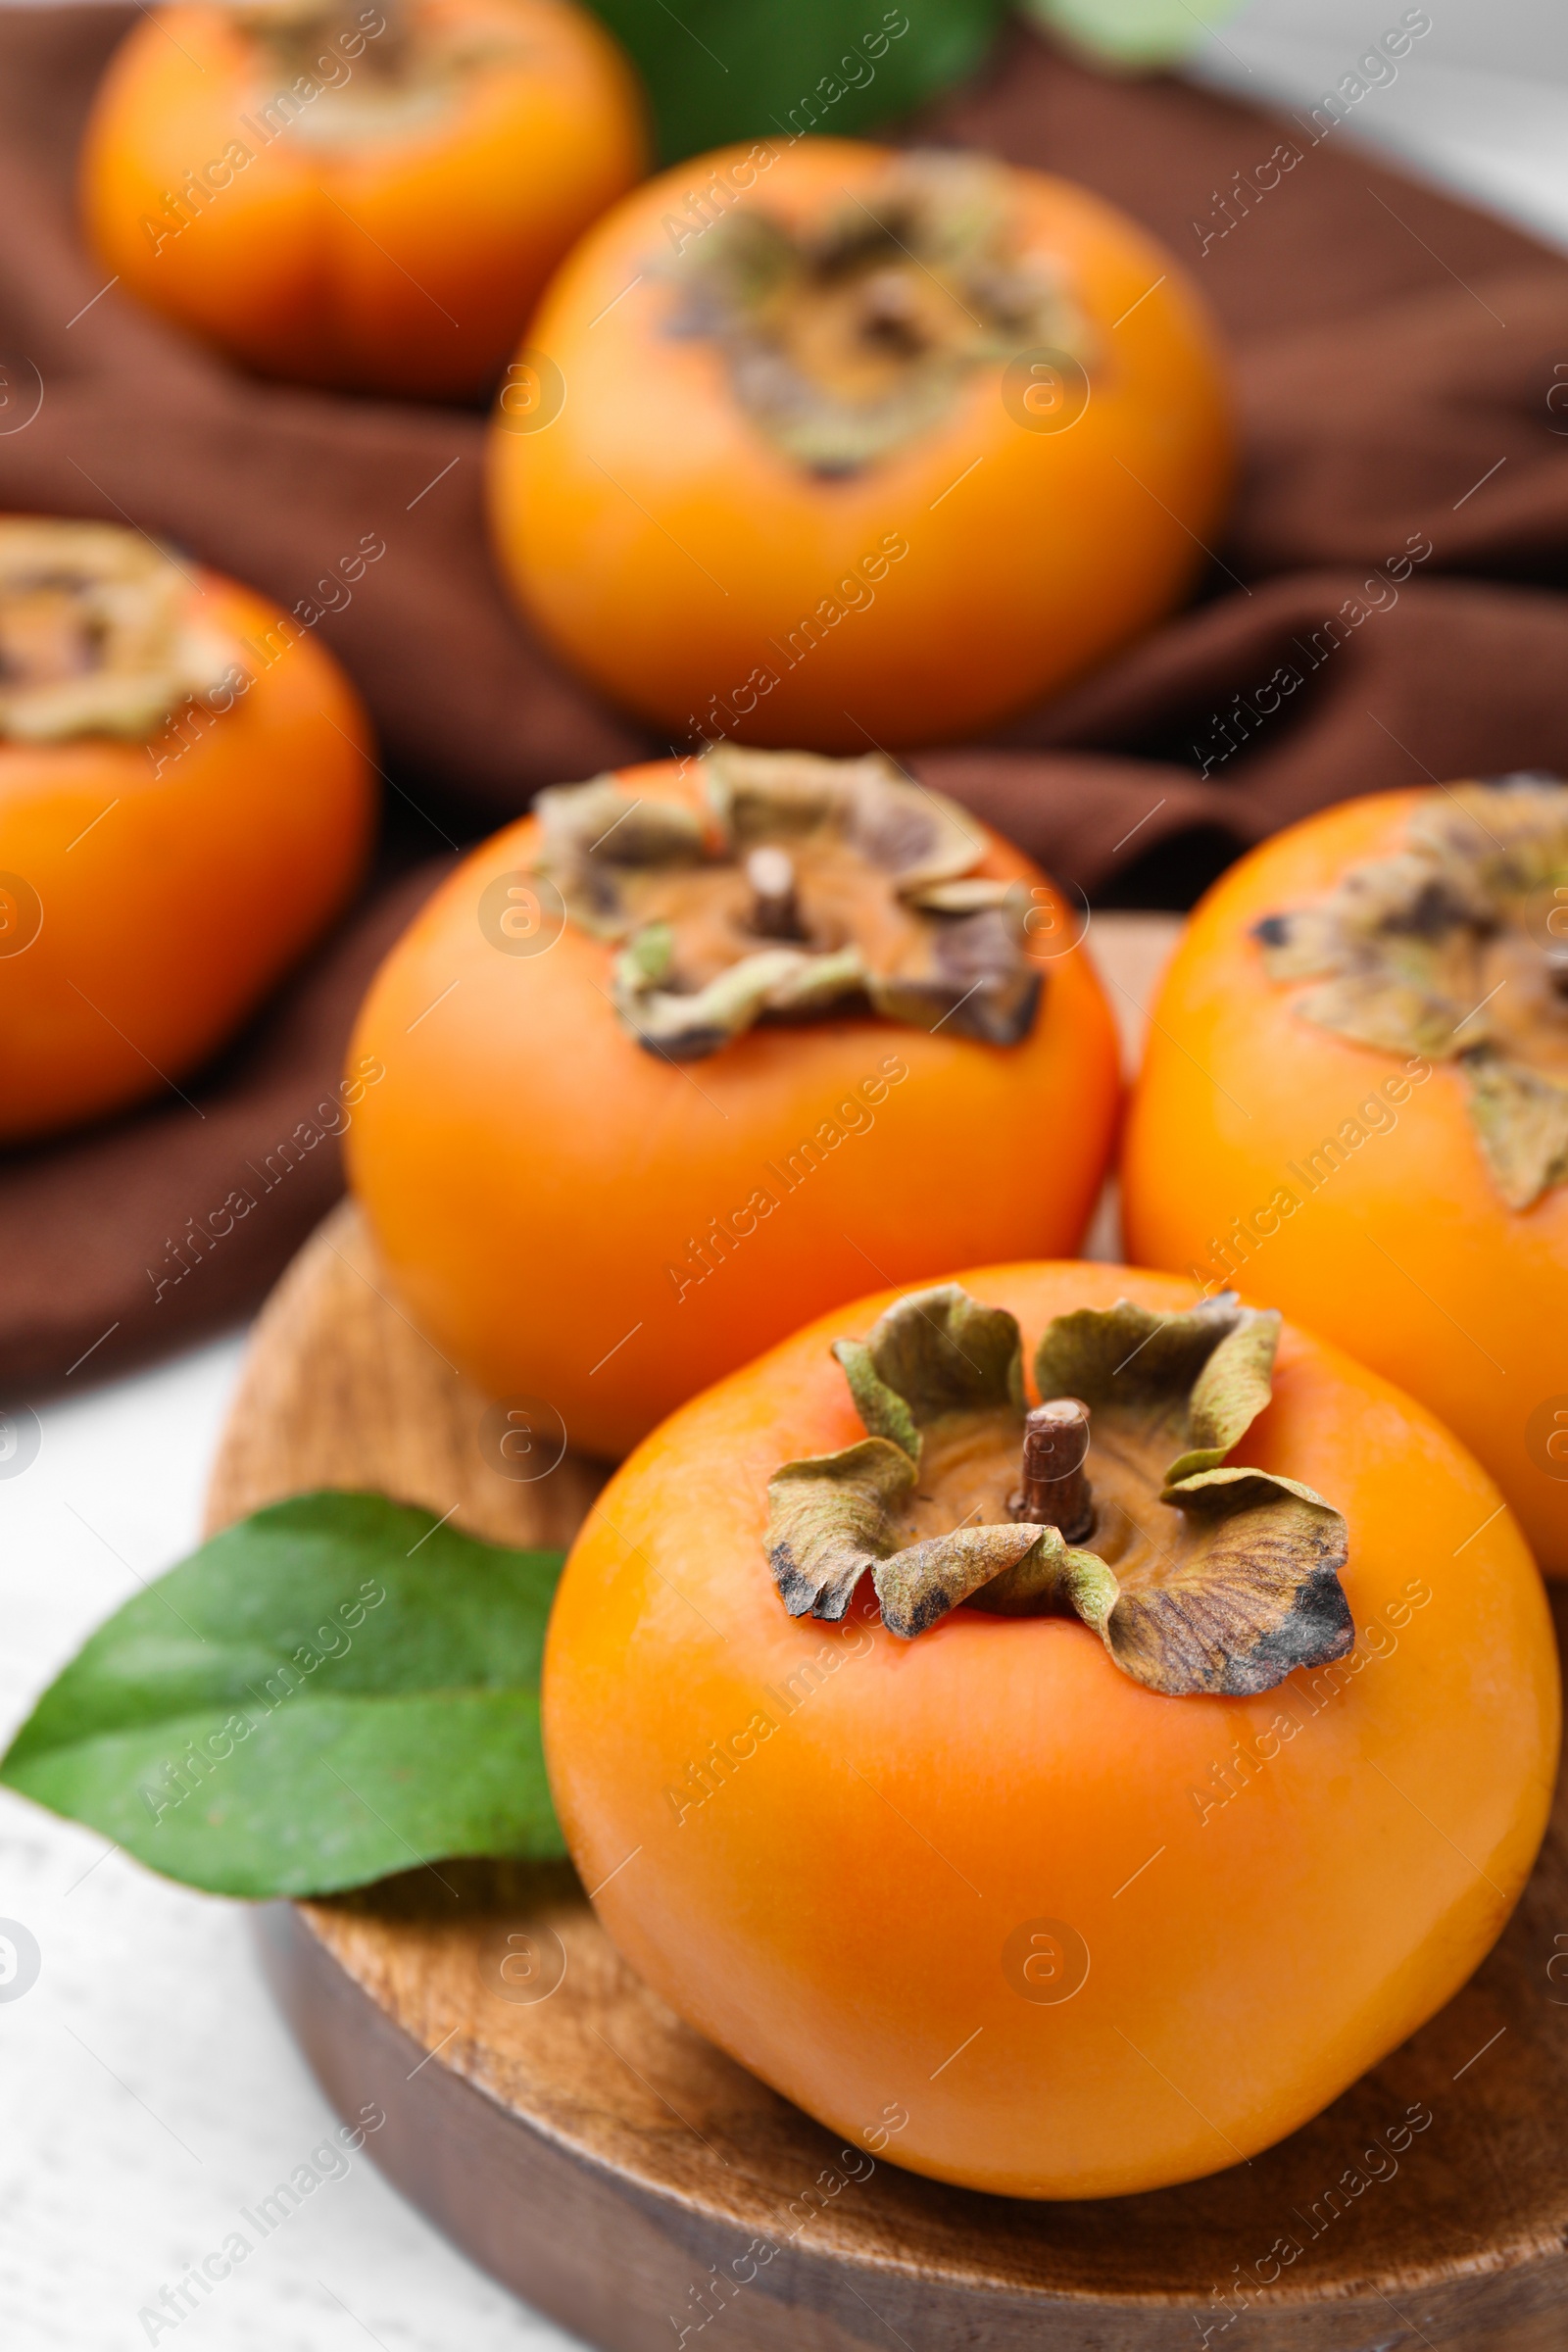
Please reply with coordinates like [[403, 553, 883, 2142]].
[[1018, 0, 1248, 70], [0, 1494, 565, 1899], [581, 0, 1008, 165]]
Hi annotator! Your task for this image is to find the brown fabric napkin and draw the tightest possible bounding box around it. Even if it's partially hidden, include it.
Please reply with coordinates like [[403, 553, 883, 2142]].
[[2, 5, 1567, 1392], [0, 861, 445, 1395]]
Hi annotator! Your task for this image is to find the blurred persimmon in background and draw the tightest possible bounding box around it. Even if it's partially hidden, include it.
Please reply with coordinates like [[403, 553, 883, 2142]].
[[489, 136, 1233, 749], [0, 517, 373, 1144], [79, 0, 648, 400], [1121, 781, 1568, 1576]]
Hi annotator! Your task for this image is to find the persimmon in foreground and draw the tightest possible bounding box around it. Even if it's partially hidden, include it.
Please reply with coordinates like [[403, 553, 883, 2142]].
[[0, 516, 372, 1144], [1122, 778, 1568, 1576], [544, 1264, 1557, 2199], [489, 137, 1232, 750], [346, 747, 1119, 1457], [81, 0, 647, 398]]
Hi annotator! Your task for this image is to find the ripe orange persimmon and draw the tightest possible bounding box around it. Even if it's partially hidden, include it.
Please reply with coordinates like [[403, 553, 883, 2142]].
[[346, 747, 1120, 1457], [81, 0, 647, 399], [543, 1261, 1558, 2199], [488, 137, 1232, 750], [0, 516, 373, 1143], [1121, 779, 1568, 1575]]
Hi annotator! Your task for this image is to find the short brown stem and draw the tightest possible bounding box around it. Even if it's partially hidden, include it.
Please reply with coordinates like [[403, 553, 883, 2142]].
[[1009, 1397, 1094, 1542], [746, 846, 804, 941]]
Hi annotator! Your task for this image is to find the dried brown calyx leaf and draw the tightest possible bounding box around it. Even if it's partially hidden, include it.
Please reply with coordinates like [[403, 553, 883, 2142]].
[[765, 1283, 1351, 1697], [1256, 774, 1568, 1208], [534, 745, 1042, 1059], [229, 0, 526, 131], [661, 150, 1092, 475], [0, 520, 234, 746]]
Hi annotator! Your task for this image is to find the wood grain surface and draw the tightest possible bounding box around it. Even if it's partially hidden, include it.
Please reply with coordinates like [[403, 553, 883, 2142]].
[[205, 922, 1568, 2352]]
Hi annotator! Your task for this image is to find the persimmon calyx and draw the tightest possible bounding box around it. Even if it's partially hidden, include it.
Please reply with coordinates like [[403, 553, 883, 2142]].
[[1255, 774, 1568, 1208], [533, 746, 1042, 1060], [662, 151, 1092, 475], [229, 0, 522, 125], [0, 520, 233, 746], [764, 1283, 1352, 1697]]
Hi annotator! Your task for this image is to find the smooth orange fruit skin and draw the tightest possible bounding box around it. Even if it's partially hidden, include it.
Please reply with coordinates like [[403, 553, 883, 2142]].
[[1120, 790, 1568, 1577], [80, 0, 647, 399], [0, 572, 373, 1144], [345, 760, 1120, 1457], [543, 1260, 1558, 2200], [488, 138, 1234, 750]]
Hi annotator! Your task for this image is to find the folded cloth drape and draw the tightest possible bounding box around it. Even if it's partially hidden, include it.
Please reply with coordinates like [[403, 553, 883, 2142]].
[[2, 7, 1565, 1393]]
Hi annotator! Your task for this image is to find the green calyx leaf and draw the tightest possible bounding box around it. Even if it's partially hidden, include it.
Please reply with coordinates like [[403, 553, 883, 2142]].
[[1255, 776, 1568, 1209], [579, 0, 1009, 165], [767, 1437, 917, 1622], [662, 150, 1091, 477], [874, 1521, 1074, 1638], [0, 1494, 566, 1899], [848, 1281, 1027, 1422], [612, 937, 870, 1061], [1105, 1466, 1350, 1695], [539, 747, 1042, 1062], [830, 1340, 922, 1460], [1032, 1292, 1281, 1485], [765, 1285, 1353, 1697], [0, 517, 235, 746], [1461, 1045, 1568, 1211]]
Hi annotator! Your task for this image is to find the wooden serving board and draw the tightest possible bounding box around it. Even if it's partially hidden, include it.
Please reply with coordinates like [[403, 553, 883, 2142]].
[[205, 921, 1568, 2352]]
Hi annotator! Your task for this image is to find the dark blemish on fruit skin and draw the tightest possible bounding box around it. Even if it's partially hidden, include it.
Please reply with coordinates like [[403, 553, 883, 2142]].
[[1253, 914, 1290, 950]]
